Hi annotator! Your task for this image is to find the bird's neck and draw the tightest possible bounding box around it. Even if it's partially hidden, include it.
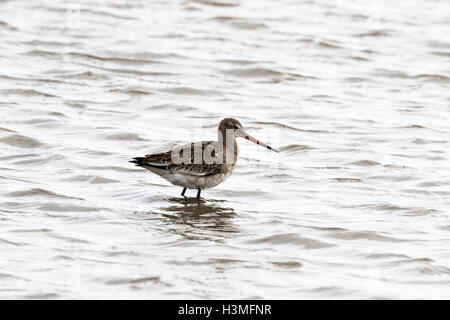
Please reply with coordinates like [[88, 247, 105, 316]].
[[218, 130, 238, 165]]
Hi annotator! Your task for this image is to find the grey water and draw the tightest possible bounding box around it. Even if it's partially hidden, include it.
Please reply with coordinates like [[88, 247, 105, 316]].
[[0, 0, 449, 299]]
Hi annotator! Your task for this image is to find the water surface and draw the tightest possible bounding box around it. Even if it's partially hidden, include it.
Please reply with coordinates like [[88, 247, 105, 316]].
[[0, 0, 449, 299]]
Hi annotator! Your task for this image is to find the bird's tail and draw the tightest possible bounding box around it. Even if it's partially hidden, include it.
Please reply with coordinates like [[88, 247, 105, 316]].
[[129, 157, 169, 169], [129, 157, 146, 166]]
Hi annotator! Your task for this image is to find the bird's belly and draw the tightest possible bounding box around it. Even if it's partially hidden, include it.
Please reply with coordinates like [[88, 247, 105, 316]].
[[165, 172, 232, 189]]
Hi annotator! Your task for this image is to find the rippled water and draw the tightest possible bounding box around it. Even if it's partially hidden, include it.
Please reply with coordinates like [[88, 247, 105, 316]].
[[1, 0, 450, 299]]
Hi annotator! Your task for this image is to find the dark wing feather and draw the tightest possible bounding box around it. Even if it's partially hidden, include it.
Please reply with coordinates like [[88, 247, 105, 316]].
[[129, 150, 172, 169], [129, 141, 223, 176]]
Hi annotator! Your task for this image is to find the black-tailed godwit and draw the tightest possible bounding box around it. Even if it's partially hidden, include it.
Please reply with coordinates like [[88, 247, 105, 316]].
[[130, 118, 279, 198]]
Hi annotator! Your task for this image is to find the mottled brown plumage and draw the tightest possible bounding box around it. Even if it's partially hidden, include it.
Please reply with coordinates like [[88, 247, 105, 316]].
[[130, 140, 236, 176]]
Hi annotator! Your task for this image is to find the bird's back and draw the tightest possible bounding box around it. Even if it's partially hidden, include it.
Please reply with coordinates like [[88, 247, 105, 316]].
[[130, 141, 229, 177]]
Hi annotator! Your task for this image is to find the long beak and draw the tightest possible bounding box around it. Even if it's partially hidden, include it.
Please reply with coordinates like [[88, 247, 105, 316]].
[[245, 134, 280, 153]]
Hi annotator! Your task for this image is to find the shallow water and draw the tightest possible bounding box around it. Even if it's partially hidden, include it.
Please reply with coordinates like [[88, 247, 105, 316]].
[[1, 0, 450, 299]]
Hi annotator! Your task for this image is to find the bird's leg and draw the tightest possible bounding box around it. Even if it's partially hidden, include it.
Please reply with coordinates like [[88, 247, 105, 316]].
[[181, 187, 187, 197], [196, 188, 201, 199]]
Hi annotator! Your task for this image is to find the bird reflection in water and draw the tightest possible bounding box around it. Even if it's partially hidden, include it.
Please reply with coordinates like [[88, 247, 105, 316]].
[[133, 197, 239, 241], [162, 197, 239, 240]]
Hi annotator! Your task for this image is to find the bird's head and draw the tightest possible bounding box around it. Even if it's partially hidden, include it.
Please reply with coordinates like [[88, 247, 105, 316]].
[[218, 118, 246, 138], [218, 118, 279, 152]]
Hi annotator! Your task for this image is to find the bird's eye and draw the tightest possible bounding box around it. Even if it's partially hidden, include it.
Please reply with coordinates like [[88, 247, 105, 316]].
[[233, 125, 239, 129]]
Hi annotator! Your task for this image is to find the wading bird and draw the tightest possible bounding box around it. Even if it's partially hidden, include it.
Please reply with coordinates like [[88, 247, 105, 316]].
[[130, 118, 279, 199]]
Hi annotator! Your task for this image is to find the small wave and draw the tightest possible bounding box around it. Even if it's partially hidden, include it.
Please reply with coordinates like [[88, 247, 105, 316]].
[[364, 204, 415, 213], [418, 181, 446, 187], [111, 86, 155, 95], [0, 134, 44, 149], [378, 257, 450, 276], [353, 30, 390, 37], [5, 188, 83, 200], [251, 121, 329, 133], [430, 51, 450, 57], [398, 124, 426, 129], [372, 68, 409, 79], [343, 77, 368, 82], [12, 155, 55, 166], [350, 160, 380, 166], [11, 228, 51, 234], [0, 20, 18, 31], [316, 40, 343, 49], [77, 63, 173, 77], [149, 104, 198, 112], [67, 52, 163, 65], [103, 250, 139, 257], [50, 71, 108, 80], [22, 49, 60, 58], [192, 0, 239, 7], [304, 166, 342, 170], [386, 72, 450, 85], [64, 175, 119, 184], [0, 89, 59, 98], [271, 261, 302, 269], [417, 265, 450, 276], [0, 127, 16, 134], [394, 257, 434, 265], [38, 203, 99, 212], [207, 16, 267, 30], [280, 144, 314, 152], [412, 74, 450, 83], [330, 178, 363, 183], [366, 253, 410, 260], [21, 39, 80, 47], [221, 67, 283, 78], [84, 165, 138, 172], [327, 230, 405, 242], [0, 238, 23, 246], [106, 133, 146, 141], [79, 8, 136, 21], [162, 87, 223, 96], [229, 21, 268, 30], [215, 58, 259, 66], [296, 37, 343, 50], [246, 233, 335, 249], [43, 5, 134, 21], [0, 272, 19, 279], [105, 276, 161, 285], [426, 40, 450, 49], [52, 255, 74, 261], [412, 138, 446, 144], [208, 258, 245, 264], [345, 55, 370, 62], [286, 72, 317, 79], [49, 232, 90, 244], [0, 75, 68, 86], [23, 118, 59, 126], [23, 293, 59, 299]]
